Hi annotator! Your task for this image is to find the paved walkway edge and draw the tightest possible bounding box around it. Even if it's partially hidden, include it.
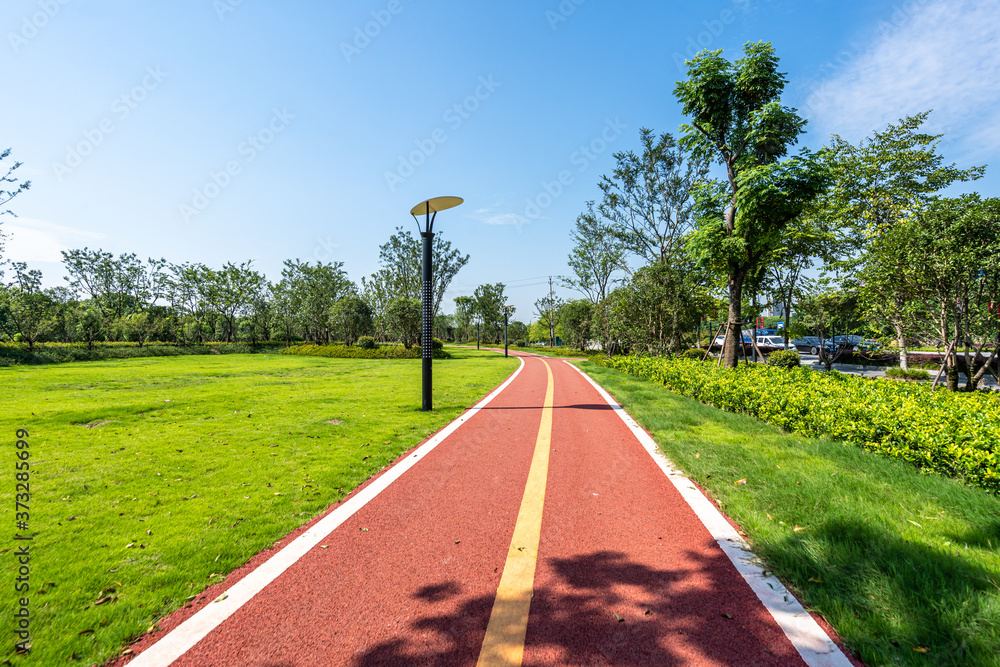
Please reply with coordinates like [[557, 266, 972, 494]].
[[565, 360, 854, 667], [127, 358, 526, 667]]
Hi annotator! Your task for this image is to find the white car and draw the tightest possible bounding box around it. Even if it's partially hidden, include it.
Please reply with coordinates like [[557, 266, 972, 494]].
[[756, 335, 796, 352]]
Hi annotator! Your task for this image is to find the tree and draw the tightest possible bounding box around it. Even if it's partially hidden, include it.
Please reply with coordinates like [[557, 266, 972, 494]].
[[372, 227, 469, 317], [675, 42, 830, 367], [822, 112, 985, 369], [278, 260, 354, 344], [453, 295, 477, 342], [0, 263, 55, 349], [559, 299, 593, 351], [797, 286, 861, 371], [199, 261, 266, 343], [385, 297, 421, 348], [868, 196, 1000, 391], [560, 202, 627, 303], [475, 284, 509, 344], [0, 148, 32, 266], [534, 292, 563, 347], [61, 249, 165, 336], [600, 128, 709, 267], [331, 295, 374, 346]]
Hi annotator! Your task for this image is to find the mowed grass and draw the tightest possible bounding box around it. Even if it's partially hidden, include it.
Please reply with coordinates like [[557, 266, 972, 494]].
[[579, 361, 1000, 667], [0, 349, 518, 665]]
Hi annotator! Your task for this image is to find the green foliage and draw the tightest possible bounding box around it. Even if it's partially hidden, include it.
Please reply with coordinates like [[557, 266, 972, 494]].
[[559, 299, 593, 351], [886, 367, 932, 381], [605, 355, 1000, 493], [678, 348, 711, 360], [766, 348, 801, 368], [0, 341, 283, 366], [331, 294, 374, 345], [385, 297, 421, 348], [356, 335, 377, 349], [281, 343, 450, 360], [560, 201, 626, 303], [674, 42, 830, 367]]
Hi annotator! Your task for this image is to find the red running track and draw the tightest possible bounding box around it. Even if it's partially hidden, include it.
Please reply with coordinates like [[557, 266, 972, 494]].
[[123, 354, 844, 666]]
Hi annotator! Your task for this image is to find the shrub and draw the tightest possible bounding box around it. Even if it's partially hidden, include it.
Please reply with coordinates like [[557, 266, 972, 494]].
[[767, 349, 801, 369], [515, 340, 526, 348], [281, 344, 450, 360], [356, 336, 377, 350], [678, 348, 711, 361], [604, 355, 1000, 493], [431, 337, 444, 350], [886, 367, 932, 381]]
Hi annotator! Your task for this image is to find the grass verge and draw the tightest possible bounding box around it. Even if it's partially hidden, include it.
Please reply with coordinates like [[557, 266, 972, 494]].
[[0, 349, 518, 665], [577, 360, 1000, 667]]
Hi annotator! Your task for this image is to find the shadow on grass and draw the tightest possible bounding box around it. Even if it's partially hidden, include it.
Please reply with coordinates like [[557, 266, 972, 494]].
[[351, 549, 802, 666], [755, 518, 998, 665]]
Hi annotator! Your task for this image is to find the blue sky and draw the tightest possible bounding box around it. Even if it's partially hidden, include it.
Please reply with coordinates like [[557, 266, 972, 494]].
[[3, 0, 998, 321]]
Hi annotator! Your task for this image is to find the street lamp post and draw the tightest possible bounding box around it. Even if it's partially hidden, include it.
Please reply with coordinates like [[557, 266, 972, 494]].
[[410, 196, 463, 412], [502, 305, 514, 358]]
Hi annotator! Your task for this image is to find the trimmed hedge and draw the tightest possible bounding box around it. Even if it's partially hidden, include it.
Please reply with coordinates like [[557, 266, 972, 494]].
[[886, 367, 932, 381], [767, 349, 801, 369], [280, 344, 450, 360], [603, 355, 1000, 493], [0, 342, 284, 366]]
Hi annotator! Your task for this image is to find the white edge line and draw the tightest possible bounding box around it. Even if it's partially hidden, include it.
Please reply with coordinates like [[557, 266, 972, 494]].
[[128, 357, 526, 667], [564, 360, 853, 667]]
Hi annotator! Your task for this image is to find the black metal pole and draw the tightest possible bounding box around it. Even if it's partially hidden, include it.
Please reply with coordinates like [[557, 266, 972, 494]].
[[476, 321, 480, 349], [421, 226, 434, 412], [504, 310, 509, 358]]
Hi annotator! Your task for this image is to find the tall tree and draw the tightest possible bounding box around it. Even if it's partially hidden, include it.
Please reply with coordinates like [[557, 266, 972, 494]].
[[560, 202, 627, 303], [372, 227, 469, 317], [675, 42, 830, 367], [279, 260, 354, 344], [0, 263, 54, 349], [822, 112, 985, 369], [600, 128, 709, 266], [0, 148, 32, 266], [199, 261, 266, 343], [475, 283, 509, 344]]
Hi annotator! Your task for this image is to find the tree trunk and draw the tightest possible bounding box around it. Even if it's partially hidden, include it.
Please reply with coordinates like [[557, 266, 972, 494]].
[[895, 323, 908, 371], [724, 271, 745, 368]]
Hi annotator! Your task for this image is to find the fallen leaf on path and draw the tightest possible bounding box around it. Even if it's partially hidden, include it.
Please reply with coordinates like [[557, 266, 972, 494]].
[[720, 613, 733, 619], [213, 593, 228, 603], [360, 527, 369, 532], [612, 612, 624, 622]]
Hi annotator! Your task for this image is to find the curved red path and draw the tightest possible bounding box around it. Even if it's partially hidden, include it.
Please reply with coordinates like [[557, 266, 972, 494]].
[[125, 355, 821, 666]]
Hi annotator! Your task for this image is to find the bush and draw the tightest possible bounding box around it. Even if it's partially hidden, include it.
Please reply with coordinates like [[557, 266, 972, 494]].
[[515, 340, 526, 348], [767, 349, 801, 369], [356, 336, 377, 350], [431, 337, 444, 350], [678, 348, 711, 361], [886, 366, 932, 381], [0, 342, 284, 366], [604, 355, 1000, 493], [281, 344, 450, 360]]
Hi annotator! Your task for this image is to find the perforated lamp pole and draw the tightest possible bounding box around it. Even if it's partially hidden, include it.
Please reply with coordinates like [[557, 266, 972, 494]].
[[502, 305, 514, 358], [410, 196, 463, 412]]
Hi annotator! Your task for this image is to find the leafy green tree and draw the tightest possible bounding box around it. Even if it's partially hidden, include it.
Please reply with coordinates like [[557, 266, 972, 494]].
[[561, 202, 627, 303], [73, 302, 104, 350], [869, 196, 1000, 391], [372, 227, 469, 317], [797, 286, 861, 371], [559, 299, 594, 351], [199, 261, 266, 343], [534, 292, 563, 347], [600, 128, 709, 267], [331, 295, 374, 345], [385, 297, 421, 348], [278, 260, 354, 344], [822, 112, 985, 369], [475, 283, 509, 344], [452, 295, 477, 342], [675, 42, 830, 367], [0, 263, 55, 349], [0, 148, 32, 267]]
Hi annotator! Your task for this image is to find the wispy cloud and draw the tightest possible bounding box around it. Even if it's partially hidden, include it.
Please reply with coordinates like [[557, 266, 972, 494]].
[[3, 218, 105, 264], [806, 0, 1000, 156]]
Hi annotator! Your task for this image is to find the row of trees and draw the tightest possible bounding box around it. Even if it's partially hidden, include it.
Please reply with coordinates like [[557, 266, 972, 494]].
[[0, 228, 475, 350], [557, 42, 999, 391]]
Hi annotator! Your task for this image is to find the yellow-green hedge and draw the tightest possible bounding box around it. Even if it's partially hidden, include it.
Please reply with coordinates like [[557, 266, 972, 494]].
[[605, 356, 1000, 493]]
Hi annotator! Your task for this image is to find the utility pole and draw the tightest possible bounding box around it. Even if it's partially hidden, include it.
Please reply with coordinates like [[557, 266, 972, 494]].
[[548, 276, 555, 348]]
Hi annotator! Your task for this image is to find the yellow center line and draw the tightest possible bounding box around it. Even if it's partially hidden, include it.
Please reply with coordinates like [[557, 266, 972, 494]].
[[477, 360, 554, 667]]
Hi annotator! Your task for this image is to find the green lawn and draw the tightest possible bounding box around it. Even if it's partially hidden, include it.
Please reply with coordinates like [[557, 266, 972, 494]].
[[0, 350, 518, 665], [578, 360, 1000, 667]]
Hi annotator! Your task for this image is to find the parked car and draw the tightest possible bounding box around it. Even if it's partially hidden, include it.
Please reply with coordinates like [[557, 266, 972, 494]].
[[712, 332, 753, 349], [756, 335, 795, 353], [792, 336, 822, 353], [806, 335, 865, 355]]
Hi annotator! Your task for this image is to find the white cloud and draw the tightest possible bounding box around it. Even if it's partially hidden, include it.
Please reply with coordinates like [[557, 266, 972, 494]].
[[3, 218, 105, 264], [805, 0, 1000, 155]]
